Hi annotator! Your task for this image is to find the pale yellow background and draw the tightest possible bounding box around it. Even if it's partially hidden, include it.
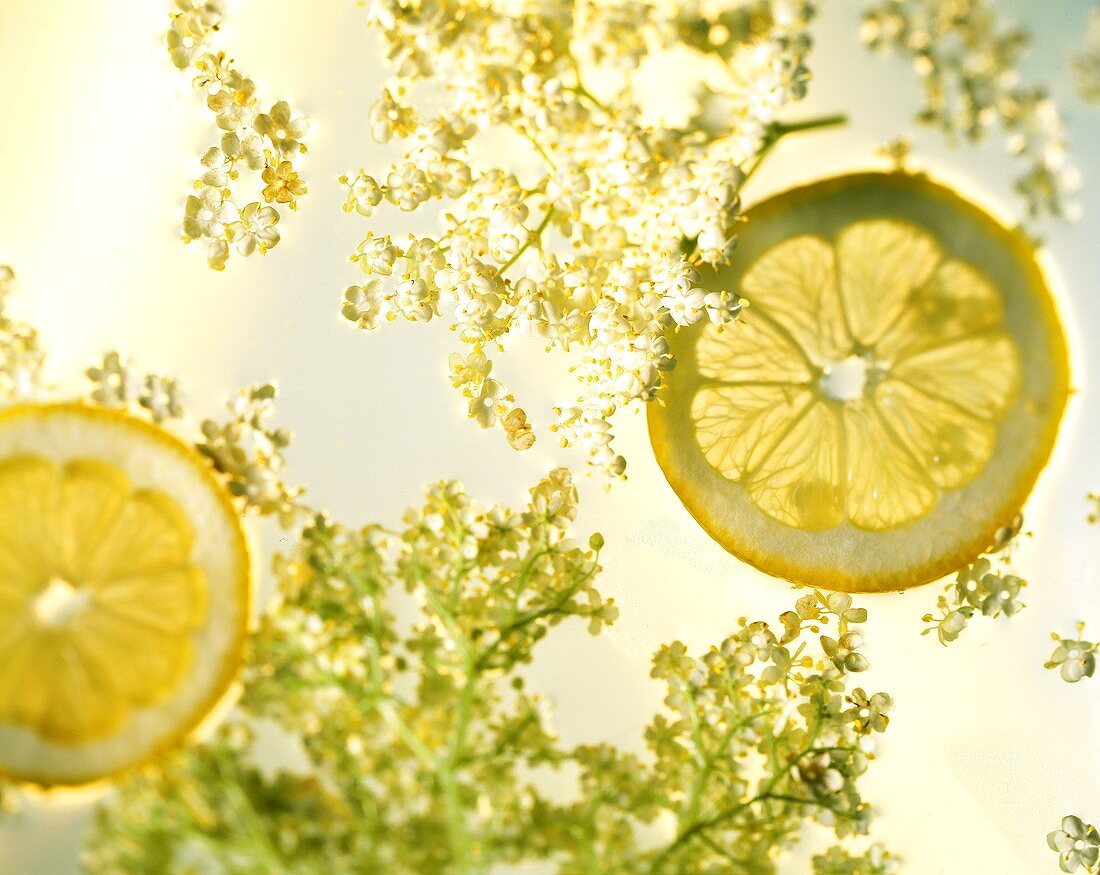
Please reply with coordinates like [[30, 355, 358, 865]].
[[0, 1, 1098, 872]]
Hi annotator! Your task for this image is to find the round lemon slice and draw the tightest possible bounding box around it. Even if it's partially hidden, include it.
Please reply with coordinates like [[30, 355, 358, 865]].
[[649, 171, 1070, 592], [0, 402, 250, 786]]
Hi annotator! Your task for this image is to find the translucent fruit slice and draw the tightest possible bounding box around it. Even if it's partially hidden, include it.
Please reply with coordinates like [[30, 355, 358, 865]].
[[649, 171, 1070, 592], [0, 403, 250, 786]]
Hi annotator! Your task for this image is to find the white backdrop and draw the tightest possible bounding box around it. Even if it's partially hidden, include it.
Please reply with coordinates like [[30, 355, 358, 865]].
[[0, 1, 1097, 872]]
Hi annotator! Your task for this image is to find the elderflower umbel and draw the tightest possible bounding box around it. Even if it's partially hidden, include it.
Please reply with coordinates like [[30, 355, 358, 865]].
[[85, 351, 185, 423], [196, 382, 304, 526], [167, 0, 309, 269], [84, 469, 895, 873], [339, 1, 824, 476], [862, 0, 1079, 219]]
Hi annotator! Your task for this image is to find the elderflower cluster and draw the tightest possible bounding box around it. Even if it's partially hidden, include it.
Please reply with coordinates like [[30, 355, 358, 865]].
[[922, 516, 1027, 644], [813, 843, 899, 875], [84, 470, 894, 873], [0, 267, 45, 400], [1049, 815, 1100, 873], [862, 0, 1078, 219], [85, 351, 185, 423], [196, 382, 304, 526], [340, 0, 818, 476], [167, 0, 309, 269], [1073, 7, 1100, 104]]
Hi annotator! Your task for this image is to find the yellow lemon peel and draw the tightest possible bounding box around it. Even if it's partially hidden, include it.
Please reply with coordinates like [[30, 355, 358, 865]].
[[649, 172, 1069, 592]]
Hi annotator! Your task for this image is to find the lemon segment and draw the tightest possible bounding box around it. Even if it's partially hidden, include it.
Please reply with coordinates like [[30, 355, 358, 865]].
[[650, 171, 1069, 592], [0, 403, 250, 786], [739, 235, 849, 362], [0, 456, 208, 744]]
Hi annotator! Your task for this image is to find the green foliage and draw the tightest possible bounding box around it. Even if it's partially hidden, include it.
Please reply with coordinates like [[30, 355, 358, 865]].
[[85, 471, 894, 874]]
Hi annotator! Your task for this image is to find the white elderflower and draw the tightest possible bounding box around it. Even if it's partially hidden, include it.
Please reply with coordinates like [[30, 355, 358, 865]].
[[86, 351, 185, 423], [1048, 815, 1100, 873], [385, 163, 432, 211], [339, 0, 820, 475], [253, 100, 308, 156], [342, 281, 387, 330], [230, 202, 280, 256], [183, 187, 236, 242], [340, 171, 385, 217], [167, 1, 309, 269], [1045, 623, 1099, 684], [221, 131, 265, 172], [369, 87, 418, 143], [863, 0, 1077, 219], [469, 377, 505, 428], [449, 348, 493, 391], [392, 278, 435, 322], [353, 233, 400, 277]]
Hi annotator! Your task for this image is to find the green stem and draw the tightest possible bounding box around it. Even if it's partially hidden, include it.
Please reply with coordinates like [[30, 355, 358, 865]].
[[498, 208, 556, 277], [772, 113, 849, 138], [568, 53, 609, 113], [646, 732, 831, 873], [474, 554, 598, 671], [741, 112, 848, 185], [439, 765, 475, 874]]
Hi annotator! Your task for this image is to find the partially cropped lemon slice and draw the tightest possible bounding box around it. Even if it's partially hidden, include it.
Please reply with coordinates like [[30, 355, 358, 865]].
[[649, 171, 1069, 592], [0, 403, 250, 786]]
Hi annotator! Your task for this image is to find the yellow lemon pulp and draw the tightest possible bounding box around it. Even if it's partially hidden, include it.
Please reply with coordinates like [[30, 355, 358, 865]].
[[0, 457, 208, 744], [0, 403, 250, 786], [693, 219, 1019, 531], [649, 172, 1069, 592]]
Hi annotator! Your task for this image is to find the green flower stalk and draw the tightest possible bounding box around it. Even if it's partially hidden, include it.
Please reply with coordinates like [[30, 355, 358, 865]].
[[85, 471, 894, 874]]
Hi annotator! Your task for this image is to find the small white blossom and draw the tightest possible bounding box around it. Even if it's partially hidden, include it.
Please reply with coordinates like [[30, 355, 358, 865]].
[[338, 0, 816, 471], [353, 234, 400, 276], [168, 5, 309, 269]]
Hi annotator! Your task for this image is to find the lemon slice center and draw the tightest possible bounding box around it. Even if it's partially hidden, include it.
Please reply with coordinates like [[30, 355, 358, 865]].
[[689, 217, 1021, 533], [818, 355, 869, 401], [32, 577, 91, 628]]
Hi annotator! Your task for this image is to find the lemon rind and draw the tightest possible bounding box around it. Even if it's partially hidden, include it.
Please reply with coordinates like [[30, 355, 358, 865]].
[[0, 401, 252, 788], [648, 170, 1071, 593]]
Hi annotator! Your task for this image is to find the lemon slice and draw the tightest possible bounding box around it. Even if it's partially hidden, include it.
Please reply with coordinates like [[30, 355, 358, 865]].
[[649, 171, 1069, 592], [0, 402, 250, 786]]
